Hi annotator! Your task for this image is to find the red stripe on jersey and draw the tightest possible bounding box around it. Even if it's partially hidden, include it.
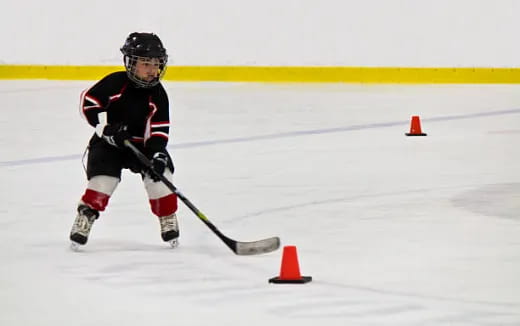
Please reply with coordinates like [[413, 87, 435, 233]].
[[150, 131, 169, 140], [108, 83, 128, 103], [151, 121, 170, 126], [144, 98, 158, 142], [79, 89, 88, 120]]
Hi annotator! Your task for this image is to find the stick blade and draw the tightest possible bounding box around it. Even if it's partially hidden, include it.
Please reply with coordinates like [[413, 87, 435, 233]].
[[234, 237, 281, 255]]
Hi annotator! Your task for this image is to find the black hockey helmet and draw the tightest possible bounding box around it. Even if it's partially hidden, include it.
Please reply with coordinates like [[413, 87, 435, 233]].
[[120, 32, 168, 88]]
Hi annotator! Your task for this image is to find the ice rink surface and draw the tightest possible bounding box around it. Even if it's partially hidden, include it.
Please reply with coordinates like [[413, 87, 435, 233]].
[[1, 80, 519, 326]]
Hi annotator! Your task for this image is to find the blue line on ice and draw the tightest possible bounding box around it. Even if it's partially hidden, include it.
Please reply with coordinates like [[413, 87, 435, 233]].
[[2, 108, 520, 167]]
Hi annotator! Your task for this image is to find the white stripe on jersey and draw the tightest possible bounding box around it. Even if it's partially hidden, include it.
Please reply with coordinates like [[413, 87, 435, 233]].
[[151, 123, 170, 128], [84, 95, 101, 109]]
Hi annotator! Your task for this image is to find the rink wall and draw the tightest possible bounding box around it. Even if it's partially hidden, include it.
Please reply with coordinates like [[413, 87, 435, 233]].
[[1, 0, 519, 83]]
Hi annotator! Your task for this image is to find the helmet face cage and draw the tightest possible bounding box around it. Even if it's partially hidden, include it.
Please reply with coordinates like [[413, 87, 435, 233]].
[[123, 54, 168, 88], [121, 32, 168, 88]]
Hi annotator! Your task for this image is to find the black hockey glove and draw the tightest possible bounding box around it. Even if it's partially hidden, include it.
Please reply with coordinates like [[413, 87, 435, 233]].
[[102, 124, 131, 148], [148, 152, 169, 182]]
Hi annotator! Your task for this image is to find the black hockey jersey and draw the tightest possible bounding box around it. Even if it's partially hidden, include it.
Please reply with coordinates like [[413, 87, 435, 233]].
[[79, 71, 170, 156]]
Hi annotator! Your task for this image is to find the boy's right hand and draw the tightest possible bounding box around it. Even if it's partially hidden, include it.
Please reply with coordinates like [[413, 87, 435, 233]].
[[102, 123, 131, 148]]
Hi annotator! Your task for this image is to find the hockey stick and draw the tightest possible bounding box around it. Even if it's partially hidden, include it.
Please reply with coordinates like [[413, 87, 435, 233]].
[[124, 140, 280, 255]]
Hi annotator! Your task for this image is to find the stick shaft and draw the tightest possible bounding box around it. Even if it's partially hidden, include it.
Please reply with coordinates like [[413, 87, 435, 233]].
[[124, 140, 239, 252]]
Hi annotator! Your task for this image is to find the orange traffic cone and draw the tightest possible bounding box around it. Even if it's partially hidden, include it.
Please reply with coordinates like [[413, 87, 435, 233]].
[[269, 245, 312, 284], [405, 115, 427, 136]]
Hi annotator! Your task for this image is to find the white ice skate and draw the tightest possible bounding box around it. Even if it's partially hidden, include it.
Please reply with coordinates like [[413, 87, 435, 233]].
[[70, 204, 99, 249], [159, 213, 179, 248]]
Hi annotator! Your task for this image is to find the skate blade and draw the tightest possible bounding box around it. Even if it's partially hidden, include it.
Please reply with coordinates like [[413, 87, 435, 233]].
[[70, 241, 82, 251], [168, 239, 179, 248]]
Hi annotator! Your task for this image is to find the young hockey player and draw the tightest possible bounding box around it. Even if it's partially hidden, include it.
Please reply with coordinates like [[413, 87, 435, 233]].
[[69, 32, 179, 249]]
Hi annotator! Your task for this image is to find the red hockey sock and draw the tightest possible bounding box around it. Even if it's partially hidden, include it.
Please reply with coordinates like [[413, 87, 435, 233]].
[[149, 193, 178, 217], [81, 189, 110, 211]]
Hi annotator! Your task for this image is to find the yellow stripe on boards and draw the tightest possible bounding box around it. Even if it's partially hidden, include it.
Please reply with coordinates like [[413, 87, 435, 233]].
[[1, 65, 520, 83], [170, 66, 520, 83]]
